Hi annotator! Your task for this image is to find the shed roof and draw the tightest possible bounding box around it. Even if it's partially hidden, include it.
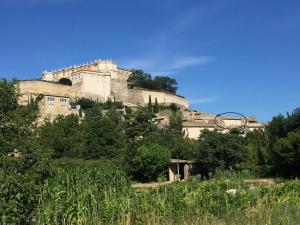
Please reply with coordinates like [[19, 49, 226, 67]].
[[171, 159, 195, 164]]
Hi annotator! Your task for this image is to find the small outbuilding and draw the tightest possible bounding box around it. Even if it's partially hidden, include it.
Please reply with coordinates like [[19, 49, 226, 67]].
[[168, 159, 196, 182]]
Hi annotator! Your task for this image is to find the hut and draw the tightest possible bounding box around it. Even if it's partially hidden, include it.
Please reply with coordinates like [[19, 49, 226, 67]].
[[168, 159, 196, 182]]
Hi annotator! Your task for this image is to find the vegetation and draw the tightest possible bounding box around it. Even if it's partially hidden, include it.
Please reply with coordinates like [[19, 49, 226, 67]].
[[129, 144, 171, 182], [0, 79, 52, 224], [196, 130, 247, 176], [1, 78, 300, 224], [127, 69, 178, 93], [34, 165, 300, 225]]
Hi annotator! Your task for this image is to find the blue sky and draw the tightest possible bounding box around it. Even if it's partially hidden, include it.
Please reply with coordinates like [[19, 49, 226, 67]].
[[0, 0, 299, 121]]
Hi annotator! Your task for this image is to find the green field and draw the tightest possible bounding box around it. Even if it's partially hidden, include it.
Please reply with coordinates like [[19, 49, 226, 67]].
[[34, 163, 300, 225]]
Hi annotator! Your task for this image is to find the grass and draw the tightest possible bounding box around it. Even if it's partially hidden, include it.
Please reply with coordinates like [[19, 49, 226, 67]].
[[33, 161, 300, 225]]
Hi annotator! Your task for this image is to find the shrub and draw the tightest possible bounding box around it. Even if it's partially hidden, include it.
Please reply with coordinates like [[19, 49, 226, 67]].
[[0, 138, 52, 224], [272, 129, 300, 177], [130, 144, 171, 182], [197, 130, 247, 176]]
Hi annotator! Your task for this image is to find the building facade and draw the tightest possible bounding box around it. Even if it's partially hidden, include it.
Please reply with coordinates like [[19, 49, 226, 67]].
[[17, 59, 264, 134], [17, 60, 188, 121], [181, 109, 265, 139]]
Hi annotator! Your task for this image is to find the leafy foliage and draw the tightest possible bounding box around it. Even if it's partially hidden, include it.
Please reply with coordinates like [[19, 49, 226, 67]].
[[196, 130, 247, 176], [0, 79, 52, 224], [82, 110, 127, 159], [272, 129, 300, 177], [38, 114, 83, 158], [266, 108, 300, 177], [244, 129, 271, 176], [130, 144, 171, 182], [127, 69, 178, 93]]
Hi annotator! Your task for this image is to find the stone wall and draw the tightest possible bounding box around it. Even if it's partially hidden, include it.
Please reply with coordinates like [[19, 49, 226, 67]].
[[17, 80, 78, 102], [137, 88, 189, 108], [111, 79, 189, 108], [81, 72, 111, 101]]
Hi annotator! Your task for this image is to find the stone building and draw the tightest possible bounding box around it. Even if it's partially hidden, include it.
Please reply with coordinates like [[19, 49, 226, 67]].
[[17, 60, 188, 121], [17, 59, 264, 134], [181, 109, 265, 139]]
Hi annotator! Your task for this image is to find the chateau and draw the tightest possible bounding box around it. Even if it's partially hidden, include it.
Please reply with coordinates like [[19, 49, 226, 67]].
[[17, 59, 264, 138], [17, 60, 188, 121]]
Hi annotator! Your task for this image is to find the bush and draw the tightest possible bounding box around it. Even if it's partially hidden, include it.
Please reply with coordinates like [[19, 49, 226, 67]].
[[0, 138, 52, 224], [272, 129, 300, 177], [130, 144, 171, 182], [196, 130, 247, 176]]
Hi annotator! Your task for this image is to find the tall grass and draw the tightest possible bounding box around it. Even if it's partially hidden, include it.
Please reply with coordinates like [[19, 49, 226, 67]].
[[34, 163, 300, 225]]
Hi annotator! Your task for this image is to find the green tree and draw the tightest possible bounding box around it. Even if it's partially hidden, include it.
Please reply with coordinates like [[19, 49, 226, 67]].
[[0, 79, 18, 114], [0, 138, 52, 224], [169, 111, 183, 136], [0, 79, 39, 154], [82, 111, 127, 159], [153, 76, 178, 93], [127, 70, 178, 93], [153, 98, 159, 113], [124, 107, 156, 141], [0, 79, 52, 223], [74, 97, 95, 110], [148, 95, 153, 114], [267, 108, 300, 145], [127, 69, 152, 89], [245, 129, 270, 176], [130, 144, 171, 182], [196, 130, 247, 176], [272, 129, 300, 177], [38, 114, 83, 158]]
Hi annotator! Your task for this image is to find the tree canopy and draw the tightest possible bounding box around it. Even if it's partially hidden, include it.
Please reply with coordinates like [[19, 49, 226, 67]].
[[196, 130, 247, 176], [127, 69, 178, 93], [0, 79, 52, 223]]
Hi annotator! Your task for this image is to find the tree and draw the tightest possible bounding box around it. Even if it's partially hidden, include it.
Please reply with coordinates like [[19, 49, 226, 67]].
[[153, 76, 178, 93], [0, 79, 18, 114], [0, 79, 52, 223], [148, 95, 153, 114], [124, 107, 156, 141], [267, 108, 300, 146], [272, 129, 300, 177], [82, 112, 127, 159], [127, 70, 178, 93], [74, 97, 96, 110], [0, 138, 52, 224], [267, 114, 287, 145], [130, 144, 171, 182], [153, 98, 159, 113], [196, 130, 247, 176], [0, 79, 39, 154], [245, 129, 270, 176], [127, 69, 152, 89], [169, 111, 183, 136], [38, 114, 83, 158]]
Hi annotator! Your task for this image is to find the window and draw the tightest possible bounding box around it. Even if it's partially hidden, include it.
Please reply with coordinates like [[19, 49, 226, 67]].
[[60, 98, 67, 103], [47, 97, 55, 102]]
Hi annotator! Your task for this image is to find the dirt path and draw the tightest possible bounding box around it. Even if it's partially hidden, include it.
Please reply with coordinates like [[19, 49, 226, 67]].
[[132, 181, 173, 189]]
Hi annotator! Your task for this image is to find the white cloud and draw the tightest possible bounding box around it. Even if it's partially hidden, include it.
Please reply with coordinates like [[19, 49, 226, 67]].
[[120, 55, 212, 75], [165, 56, 212, 70], [189, 96, 219, 104]]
